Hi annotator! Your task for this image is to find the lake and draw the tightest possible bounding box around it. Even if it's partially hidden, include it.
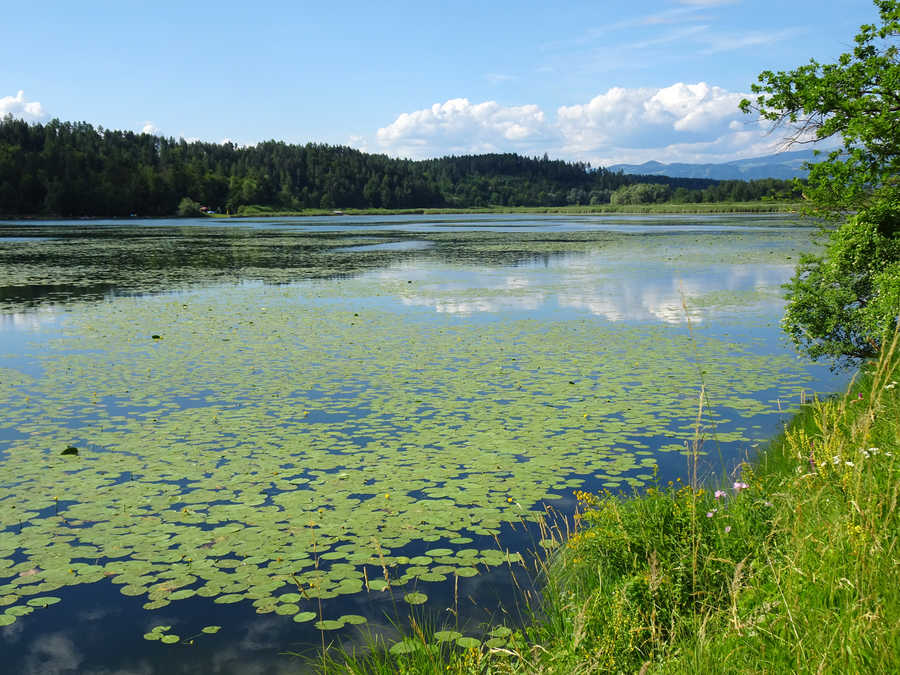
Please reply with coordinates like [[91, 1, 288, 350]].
[[0, 214, 847, 674]]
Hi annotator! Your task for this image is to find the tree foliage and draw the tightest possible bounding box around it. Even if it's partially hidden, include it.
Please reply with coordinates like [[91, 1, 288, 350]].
[[783, 202, 900, 365], [741, 0, 900, 213], [0, 115, 792, 218], [743, 0, 900, 366]]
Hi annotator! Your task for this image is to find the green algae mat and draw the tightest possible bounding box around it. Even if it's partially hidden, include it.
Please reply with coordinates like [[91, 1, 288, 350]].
[[0, 218, 836, 650]]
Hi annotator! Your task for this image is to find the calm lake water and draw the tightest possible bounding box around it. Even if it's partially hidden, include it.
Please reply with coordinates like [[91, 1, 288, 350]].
[[0, 214, 847, 674]]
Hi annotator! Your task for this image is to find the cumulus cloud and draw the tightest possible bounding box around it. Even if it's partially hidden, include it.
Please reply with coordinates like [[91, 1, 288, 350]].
[[376, 98, 550, 158], [373, 82, 806, 165], [558, 82, 748, 152], [141, 122, 160, 135], [0, 91, 45, 121]]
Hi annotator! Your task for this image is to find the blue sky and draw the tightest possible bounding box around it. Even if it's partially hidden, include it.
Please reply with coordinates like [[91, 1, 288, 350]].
[[1, 0, 876, 166]]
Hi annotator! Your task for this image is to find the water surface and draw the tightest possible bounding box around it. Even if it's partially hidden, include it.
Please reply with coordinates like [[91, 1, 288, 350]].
[[0, 214, 844, 674]]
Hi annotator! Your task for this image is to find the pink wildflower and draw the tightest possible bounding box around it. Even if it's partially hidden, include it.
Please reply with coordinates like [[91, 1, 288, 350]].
[[724, 526, 731, 533], [706, 511, 714, 518], [714, 490, 726, 499], [733, 481, 748, 492]]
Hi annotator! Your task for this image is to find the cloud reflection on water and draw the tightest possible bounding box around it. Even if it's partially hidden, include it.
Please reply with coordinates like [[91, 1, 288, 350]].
[[386, 255, 792, 323]]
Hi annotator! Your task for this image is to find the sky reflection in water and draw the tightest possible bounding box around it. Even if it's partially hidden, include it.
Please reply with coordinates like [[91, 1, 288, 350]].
[[0, 215, 845, 674]]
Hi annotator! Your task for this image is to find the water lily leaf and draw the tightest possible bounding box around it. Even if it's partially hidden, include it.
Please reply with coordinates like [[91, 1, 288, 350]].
[[454, 567, 478, 578], [389, 639, 421, 655], [403, 592, 427, 605], [213, 594, 244, 604], [314, 619, 345, 631]]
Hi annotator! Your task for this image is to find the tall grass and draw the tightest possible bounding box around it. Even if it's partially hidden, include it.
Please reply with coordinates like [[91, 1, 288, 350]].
[[316, 334, 899, 673], [217, 202, 801, 219]]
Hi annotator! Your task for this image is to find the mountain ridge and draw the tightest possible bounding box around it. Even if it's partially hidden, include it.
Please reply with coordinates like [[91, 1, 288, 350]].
[[608, 149, 821, 180]]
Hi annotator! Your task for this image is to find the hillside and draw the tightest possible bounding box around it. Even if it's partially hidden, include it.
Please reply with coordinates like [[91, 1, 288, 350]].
[[609, 149, 820, 180]]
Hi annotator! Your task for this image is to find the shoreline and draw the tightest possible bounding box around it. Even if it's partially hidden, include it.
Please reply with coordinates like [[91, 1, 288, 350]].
[[328, 338, 899, 673], [0, 201, 803, 222]]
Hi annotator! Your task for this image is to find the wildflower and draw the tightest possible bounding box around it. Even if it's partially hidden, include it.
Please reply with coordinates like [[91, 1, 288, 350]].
[[885, 381, 896, 390], [832, 456, 841, 465], [868, 447, 880, 454], [706, 511, 714, 518], [714, 490, 726, 499], [724, 526, 731, 533], [845, 461, 854, 467], [764, 501, 772, 507], [733, 481, 749, 492]]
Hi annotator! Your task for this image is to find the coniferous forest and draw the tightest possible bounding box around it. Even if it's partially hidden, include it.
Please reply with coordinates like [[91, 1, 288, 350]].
[[0, 115, 800, 217]]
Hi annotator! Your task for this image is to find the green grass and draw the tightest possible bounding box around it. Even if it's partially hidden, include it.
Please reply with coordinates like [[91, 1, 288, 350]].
[[319, 332, 899, 673], [216, 201, 802, 219]]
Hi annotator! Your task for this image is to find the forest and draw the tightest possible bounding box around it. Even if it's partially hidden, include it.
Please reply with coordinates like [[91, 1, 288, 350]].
[[0, 115, 800, 217]]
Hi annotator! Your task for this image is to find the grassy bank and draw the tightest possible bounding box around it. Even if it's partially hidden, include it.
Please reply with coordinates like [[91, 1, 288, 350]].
[[217, 201, 801, 219], [323, 334, 899, 673], [0, 201, 802, 221]]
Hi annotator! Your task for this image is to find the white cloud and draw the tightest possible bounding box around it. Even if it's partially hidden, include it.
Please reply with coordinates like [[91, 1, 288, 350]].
[[0, 90, 45, 121], [376, 98, 549, 158], [372, 82, 817, 166], [347, 134, 369, 152], [141, 122, 160, 135], [557, 82, 749, 154]]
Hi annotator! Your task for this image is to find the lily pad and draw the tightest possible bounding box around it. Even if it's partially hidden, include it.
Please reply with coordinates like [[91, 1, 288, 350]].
[[403, 592, 428, 605], [389, 639, 421, 655], [314, 619, 345, 631], [213, 594, 244, 604]]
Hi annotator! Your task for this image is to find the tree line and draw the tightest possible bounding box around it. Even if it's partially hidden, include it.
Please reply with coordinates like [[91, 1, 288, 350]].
[[0, 115, 799, 217]]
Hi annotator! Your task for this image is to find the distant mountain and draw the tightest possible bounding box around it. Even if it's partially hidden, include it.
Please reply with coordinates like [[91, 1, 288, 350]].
[[609, 149, 822, 181]]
